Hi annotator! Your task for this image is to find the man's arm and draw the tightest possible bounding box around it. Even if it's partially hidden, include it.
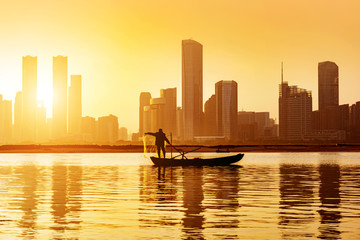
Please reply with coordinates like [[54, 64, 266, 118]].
[[145, 132, 156, 137]]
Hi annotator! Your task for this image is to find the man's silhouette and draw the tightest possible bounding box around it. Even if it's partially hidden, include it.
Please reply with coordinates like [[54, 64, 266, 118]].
[[145, 129, 170, 158]]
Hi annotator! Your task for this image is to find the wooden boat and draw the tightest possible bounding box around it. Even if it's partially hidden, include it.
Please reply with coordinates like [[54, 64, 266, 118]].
[[150, 153, 244, 166]]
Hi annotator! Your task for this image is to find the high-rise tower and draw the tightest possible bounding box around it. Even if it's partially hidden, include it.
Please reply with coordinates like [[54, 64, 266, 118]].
[[318, 61, 339, 111], [52, 56, 68, 140], [215, 80, 238, 141], [22, 56, 37, 143], [68, 75, 82, 135], [182, 39, 203, 141]]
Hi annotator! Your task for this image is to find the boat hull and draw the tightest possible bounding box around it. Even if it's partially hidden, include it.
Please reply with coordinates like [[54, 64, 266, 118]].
[[150, 153, 244, 166]]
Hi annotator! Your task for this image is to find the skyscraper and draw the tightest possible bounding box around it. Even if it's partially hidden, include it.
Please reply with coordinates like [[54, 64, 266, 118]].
[[318, 61, 339, 130], [279, 82, 312, 141], [160, 88, 177, 136], [182, 39, 203, 141], [52, 56, 68, 140], [68, 75, 82, 135], [22, 56, 37, 143], [215, 80, 238, 141], [139, 92, 151, 135], [318, 61, 339, 111]]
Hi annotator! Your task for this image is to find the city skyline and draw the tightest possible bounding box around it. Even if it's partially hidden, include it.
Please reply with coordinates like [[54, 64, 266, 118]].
[[0, 1, 359, 132]]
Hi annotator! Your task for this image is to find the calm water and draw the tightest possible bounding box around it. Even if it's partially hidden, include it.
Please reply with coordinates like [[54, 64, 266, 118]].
[[0, 152, 359, 240]]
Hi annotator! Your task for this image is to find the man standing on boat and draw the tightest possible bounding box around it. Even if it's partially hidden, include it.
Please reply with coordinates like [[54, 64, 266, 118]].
[[144, 129, 170, 158]]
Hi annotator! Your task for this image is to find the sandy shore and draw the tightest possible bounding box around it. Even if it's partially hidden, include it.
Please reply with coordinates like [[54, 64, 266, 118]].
[[0, 144, 360, 153]]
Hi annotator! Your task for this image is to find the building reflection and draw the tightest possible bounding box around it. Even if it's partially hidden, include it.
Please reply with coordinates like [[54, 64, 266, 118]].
[[202, 166, 240, 238], [278, 164, 316, 239], [182, 167, 205, 240], [16, 165, 39, 239], [317, 164, 341, 239], [138, 166, 180, 227], [51, 164, 82, 239]]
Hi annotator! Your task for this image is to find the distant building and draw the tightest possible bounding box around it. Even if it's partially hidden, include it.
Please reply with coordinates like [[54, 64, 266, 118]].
[[118, 127, 128, 141], [68, 75, 82, 135], [238, 111, 257, 142], [255, 112, 270, 138], [22, 56, 37, 143], [150, 97, 166, 132], [215, 80, 238, 141], [279, 81, 312, 141], [14, 91, 22, 143], [97, 114, 119, 144], [160, 88, 177, 136], [52, 56, 68, 140], [182, 39, 203, 141], [350, 102, 360, 141], [204, 95, 216, 136], [139, 92, 151, 135], [81, 116, 96, 143], [176, 107, 184, 140], [0, 97, 13, 144]]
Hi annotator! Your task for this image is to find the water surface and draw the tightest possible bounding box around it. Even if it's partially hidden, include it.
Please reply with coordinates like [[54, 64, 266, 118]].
[[0, 152, 359, 239]]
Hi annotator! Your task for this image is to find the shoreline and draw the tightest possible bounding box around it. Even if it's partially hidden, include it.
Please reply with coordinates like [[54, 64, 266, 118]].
[[0, 144, 360, 153]]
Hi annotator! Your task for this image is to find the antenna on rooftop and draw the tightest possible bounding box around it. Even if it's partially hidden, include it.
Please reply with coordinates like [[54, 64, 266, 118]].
[[281, 62, 284, 84]]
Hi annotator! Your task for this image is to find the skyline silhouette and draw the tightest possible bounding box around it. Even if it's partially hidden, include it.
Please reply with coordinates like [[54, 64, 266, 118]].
[[0, 1, 359, 133]]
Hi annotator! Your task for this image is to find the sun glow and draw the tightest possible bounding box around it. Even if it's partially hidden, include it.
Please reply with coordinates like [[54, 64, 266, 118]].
[[37, 66, 53, 117]]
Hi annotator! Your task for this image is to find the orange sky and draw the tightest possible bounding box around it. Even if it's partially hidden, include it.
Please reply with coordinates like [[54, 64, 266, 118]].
[[0, 0, 359, 133]]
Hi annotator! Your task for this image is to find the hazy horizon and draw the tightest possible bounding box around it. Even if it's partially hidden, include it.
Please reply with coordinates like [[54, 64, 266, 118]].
[[0, 0, 359, 133]]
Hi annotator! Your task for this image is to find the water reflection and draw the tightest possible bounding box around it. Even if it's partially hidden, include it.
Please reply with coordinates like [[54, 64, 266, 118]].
[[318, 164, 341, 239], [278, 164, 317, 239], [182, 167, 204, 240], [17, 165, 39, 239], [51, 164, 82, 239]]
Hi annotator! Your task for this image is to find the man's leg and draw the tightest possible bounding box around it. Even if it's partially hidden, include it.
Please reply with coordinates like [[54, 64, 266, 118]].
[[161, 146, 166, 158], [157, 146, 161, 158]]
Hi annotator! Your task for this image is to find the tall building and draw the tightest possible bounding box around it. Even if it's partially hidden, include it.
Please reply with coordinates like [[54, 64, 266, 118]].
[[52, 55, 68, 140], [14, 91, 23, 143], [279, 82, 312, 141], [139, 92, 151, 135], [182, 39, 203, 141], [318, 61, 339, 130], [204, 95, 216, 136], [215, 80, 238, 141], [160, 88, 177, 135], [318, 61, 339, 111], [68, 75, 82, 135], [150, 97, 166, 132], [22, 56, 37, 143]]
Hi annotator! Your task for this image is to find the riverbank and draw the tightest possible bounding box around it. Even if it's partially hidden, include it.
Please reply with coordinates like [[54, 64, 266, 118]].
[[1, 144, 360, 153]]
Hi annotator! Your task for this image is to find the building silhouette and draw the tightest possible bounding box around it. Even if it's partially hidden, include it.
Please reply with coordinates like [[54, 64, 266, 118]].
[[0, 97, 13, 143], [52, 56, 68, 140], [139, 92, 151, 136], [97, 114, 119, 144], [14, 91, 23, 143], [318, 61, 339, 130], [160, 88, 177, 136], [81, 116, 96, 143], [279, 81, 312, 141], [22, 56, 37, 143], [149, 97, 166, 132], [215, 80, 238, 141], [68, 75, 82, 136], [182, 39, 203, 141], [204, 95, 216, 136]]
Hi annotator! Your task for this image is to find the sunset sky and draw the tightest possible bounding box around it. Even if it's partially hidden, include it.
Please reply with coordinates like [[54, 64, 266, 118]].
[[0, 0, 359, 133]]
